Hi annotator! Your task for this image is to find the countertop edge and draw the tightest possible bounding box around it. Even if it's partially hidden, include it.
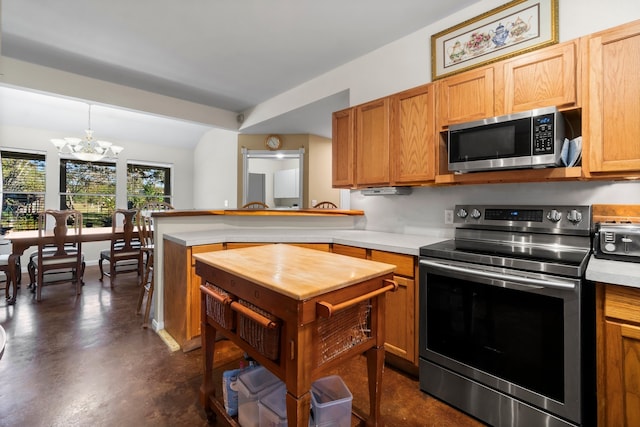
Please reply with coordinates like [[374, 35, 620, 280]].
[[163, 229, 449, 256], [585, 255, 640, 288]]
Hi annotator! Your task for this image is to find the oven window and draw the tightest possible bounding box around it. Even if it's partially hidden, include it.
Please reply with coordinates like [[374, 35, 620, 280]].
[[426, 273, 564, 402]]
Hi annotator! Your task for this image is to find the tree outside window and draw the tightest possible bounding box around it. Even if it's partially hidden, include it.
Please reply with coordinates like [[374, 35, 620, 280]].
[[127, 162, 172, 208], [1, 151, 46, 231], [60, 159, 116, 227]]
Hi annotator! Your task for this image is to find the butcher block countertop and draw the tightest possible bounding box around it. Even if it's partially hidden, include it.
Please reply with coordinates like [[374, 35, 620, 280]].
[[193, 243, 395, 300]]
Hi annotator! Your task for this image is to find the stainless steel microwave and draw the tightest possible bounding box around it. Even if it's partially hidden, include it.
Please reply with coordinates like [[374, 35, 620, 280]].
[[448, 106, 564, 173]]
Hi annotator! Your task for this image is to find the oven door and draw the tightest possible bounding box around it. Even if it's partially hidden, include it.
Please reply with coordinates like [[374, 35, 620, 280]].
[[419, 257, 585, 426]]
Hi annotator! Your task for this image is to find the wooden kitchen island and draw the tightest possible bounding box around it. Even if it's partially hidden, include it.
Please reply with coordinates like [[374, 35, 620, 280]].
[[195, 244, 396, 426]]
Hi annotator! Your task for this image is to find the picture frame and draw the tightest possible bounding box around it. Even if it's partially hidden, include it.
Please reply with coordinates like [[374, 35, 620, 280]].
[[431, 0, 558, 80]]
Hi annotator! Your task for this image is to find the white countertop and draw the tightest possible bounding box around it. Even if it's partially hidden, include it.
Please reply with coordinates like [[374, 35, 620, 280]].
[[163, 228, 449, 256], [165, 229, 640, 288], [585, 255, 640, 288]]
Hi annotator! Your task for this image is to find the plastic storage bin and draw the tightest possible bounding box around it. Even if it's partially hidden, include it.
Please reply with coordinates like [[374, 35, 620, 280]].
[[238, 366, 283, 427], [258, 384, 287, 427], [310, 375, 352, 427]]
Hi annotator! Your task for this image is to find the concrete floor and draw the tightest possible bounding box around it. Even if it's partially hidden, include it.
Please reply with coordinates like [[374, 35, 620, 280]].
[[0, 266, 484, 427]]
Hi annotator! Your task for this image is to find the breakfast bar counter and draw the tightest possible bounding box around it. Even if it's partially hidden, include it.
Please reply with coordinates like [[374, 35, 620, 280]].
[[195, 244, 397, 426]]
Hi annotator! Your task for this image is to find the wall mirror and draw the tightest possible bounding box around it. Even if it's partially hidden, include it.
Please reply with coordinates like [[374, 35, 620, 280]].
[[242, 148, 304, 208]]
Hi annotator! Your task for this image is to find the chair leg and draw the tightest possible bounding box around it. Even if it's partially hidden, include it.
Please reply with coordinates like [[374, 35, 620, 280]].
[[109, 261, 116, 287], [28, 260, 36, 290], [98, 257, 105, 281], [142, 269, 154, 328], [36, 267, 43, 302], [137, 252, 152, 315]]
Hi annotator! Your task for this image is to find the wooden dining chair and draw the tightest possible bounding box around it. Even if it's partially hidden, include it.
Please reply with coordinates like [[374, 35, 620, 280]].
[[136, 202, 174, 327], [312, 201, 338, 209], [136, 211, 155, 327], [30, 209, 85, 302], [242, 201, 269, 209], [140, 201, 174, 212], [99, 209, 142, 287]]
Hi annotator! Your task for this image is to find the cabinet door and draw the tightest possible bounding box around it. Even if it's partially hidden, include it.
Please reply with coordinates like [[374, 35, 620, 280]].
[[603, 320, 640, 427], [501, 40, 578, 114], [391, 84, 436, 184], [189, 243, 224, 340], [437, 66, 494, 127], [356, 98, 391, 186], [586, 21, 640, 173], [332, 108, 355, 188], [370, 250, 416, 363], [383, 275, 415, 362]]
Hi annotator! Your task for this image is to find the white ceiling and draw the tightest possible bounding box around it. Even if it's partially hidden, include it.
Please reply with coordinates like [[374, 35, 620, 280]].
[[0, 0, 478, 146]]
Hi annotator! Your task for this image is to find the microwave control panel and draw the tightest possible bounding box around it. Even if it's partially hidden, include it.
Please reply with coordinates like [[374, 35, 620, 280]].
[[533, 113, 556, 154]]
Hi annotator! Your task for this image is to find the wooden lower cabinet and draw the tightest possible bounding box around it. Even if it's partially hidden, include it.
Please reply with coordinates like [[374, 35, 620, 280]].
[[164, 239, 224, 351], [333, 244, 418, 371], [164, 241, 330, 351], [597, 283, 640, 427]]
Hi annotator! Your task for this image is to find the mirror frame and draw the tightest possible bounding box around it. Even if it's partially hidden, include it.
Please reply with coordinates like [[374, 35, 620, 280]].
[[241, 147, 305, 208]]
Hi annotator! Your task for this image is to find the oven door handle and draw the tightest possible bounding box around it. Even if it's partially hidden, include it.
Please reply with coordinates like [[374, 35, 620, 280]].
[[420, 259, 576, 290]]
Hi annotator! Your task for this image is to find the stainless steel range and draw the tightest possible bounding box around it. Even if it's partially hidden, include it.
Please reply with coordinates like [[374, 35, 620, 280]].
[[418, 205, 596, 427]]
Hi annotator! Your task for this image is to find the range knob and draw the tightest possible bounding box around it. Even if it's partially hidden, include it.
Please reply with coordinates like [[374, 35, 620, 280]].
[[456, 208, 468, 219], [567, 209, 583, 224], [547, 209, 562, 222], [470, 208, 481, 219]]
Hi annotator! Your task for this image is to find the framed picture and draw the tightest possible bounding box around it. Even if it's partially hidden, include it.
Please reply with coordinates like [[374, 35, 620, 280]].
[[431, 0, 558, 80]]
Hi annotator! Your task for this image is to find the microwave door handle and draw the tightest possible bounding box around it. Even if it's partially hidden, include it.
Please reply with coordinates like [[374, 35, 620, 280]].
[[420, 259, 576, 291]]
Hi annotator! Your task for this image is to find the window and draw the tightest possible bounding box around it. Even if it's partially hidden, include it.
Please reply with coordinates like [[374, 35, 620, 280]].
[[60, 159, 116, 227], [127, 162, 172, 208], [1, 150, 46, 231]]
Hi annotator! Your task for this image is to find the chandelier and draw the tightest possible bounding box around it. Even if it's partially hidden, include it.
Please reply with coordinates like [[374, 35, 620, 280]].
[[51, 105, 124, 162]]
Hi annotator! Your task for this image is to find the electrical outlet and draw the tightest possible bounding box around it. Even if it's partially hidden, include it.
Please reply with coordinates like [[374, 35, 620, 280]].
[[444, 209, 454, 224], [224, 200, 229, 207]]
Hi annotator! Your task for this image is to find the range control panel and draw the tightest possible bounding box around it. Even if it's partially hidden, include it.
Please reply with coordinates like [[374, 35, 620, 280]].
[[454, 205, 592, 233]]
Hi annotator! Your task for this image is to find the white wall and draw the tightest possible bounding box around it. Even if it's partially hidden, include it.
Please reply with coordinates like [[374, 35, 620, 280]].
[[193, 128, 238, 209], [227, 0, 640, 235]]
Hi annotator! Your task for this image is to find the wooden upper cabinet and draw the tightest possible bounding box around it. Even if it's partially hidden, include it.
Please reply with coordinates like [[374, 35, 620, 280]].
[[332, 108, 355, 188], [356, 97, 391, 186], [391, 84, 436, 184], [500, 40, 579, 114], [585, 20, 640, 174], [436, 66, 495, 128]]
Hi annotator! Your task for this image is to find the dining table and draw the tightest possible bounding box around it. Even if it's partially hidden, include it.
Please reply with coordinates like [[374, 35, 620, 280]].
[[3, 226, 135, 304]]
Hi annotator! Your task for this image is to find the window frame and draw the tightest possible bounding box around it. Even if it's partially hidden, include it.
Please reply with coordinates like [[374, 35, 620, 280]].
[[1, 149, 47, 231], [126, 160, 172, 209], [59, 157, 117, 227]]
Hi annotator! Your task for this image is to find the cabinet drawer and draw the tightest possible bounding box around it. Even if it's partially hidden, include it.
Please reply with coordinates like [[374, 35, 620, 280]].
[[605, 284, 640, 324], [191, 243, 224, 265], [332, 244, 367, 259], [370, 250, 414, 278]]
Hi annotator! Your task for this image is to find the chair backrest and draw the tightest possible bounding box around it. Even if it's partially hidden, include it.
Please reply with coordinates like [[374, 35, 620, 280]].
[[242, 201, 269, 209], [137, 211, 154, 247], [140, 201, 174, 212], [38, 209, 83, 257], [313, 201, 338, 209], [111, 209, 140, 254]]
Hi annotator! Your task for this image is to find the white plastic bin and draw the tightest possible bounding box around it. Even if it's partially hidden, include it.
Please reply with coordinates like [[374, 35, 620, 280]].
[[310, 375, 352, 427], [238, 366, 283, 427], [258, 384, 287, 427]]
